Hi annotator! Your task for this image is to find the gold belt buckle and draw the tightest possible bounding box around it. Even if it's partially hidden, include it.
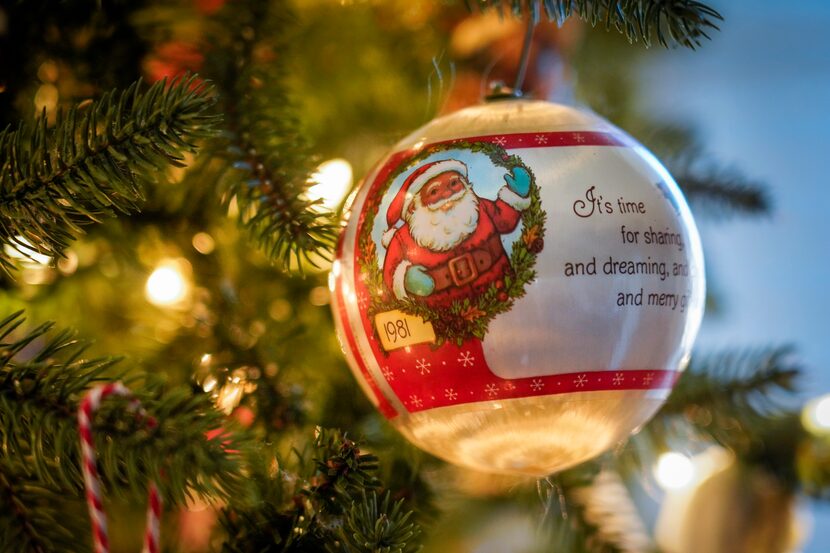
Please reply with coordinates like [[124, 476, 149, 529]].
[[448, 252, 477, 286]]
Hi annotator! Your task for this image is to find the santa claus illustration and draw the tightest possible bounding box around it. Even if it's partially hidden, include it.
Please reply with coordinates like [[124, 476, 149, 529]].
[[381, 158, 532, 308]]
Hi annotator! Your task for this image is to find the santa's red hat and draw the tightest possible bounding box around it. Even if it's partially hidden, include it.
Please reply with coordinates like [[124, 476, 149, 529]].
[[381, 159, 468, 248]]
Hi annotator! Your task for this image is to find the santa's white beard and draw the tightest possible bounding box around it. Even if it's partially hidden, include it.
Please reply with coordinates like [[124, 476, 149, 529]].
[[407, 187, 480, 252]]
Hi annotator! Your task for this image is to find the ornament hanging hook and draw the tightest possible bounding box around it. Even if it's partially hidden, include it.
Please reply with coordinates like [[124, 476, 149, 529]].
[[487, 15, 536, 100], [514, 15, 536, 94]]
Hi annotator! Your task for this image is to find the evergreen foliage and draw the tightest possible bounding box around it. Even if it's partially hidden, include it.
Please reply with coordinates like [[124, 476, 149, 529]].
[[465, 0, 722, 48], [0, 461, 87, 553], [0, 75, 218, 273], [663, 347, 800, 421], [675, 164, 771, 219], [331, 491, 422, 553], [205, 0, 338, 267], [0, 311, 253, 551], [220, 429, 421, 552], [0, 0, 825, 551]]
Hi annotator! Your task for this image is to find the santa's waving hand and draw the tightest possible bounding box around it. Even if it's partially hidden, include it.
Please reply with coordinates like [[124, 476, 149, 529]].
[[381, 159, 532, 308]]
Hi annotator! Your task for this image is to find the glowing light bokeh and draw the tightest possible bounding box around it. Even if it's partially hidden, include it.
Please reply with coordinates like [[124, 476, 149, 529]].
[[145, 262, 189, 306], [803, 393, 830, 434], [655, 452, 695, 490], [307, 158, 352, 210]]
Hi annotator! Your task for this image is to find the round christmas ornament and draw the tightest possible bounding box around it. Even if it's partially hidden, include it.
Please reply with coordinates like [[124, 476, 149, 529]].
[[330, 97, 705, 476]]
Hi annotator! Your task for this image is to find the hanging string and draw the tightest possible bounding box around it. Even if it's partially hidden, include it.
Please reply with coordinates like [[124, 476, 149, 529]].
[[513, 16, 536, 95], [486, 16, 537, 99], [424, 51, 456, 120]]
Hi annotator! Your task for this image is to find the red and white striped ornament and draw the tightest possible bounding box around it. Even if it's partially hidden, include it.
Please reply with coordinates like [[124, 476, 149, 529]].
[[78, 382, 162, 553]]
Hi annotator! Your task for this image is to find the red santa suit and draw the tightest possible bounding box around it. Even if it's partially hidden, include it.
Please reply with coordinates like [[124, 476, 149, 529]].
[[381, 159, 530, 308]]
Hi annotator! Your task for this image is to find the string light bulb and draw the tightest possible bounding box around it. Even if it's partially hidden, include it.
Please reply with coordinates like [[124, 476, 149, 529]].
[[145, 260, 190, 306], [307, 158, 352, 210], [802, 393, 830, 434], [654, 452, 695, 490]]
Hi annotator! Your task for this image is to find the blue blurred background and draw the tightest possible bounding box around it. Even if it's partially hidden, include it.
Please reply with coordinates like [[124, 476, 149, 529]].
[[642, 1, 830, 549]]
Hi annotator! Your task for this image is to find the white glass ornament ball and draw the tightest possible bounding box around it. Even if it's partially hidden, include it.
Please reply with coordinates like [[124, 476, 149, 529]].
[[331, 98, 705, 476]]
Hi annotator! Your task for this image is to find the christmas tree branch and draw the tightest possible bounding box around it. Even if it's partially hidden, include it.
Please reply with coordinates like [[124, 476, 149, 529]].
[[662, 347, 799, 420], [0, 75, 218, 273], [0, 312, 253, 513], [221, 428, 423, 552], [629, 347, 802, 467], [330, 491, 422, 553], [207, 0, 337, 268], [0, 462, 87, 553], [670, 148, 771, 218], [465, 0, 722, 48], [567, 470, 654, 553], [536, 466, 634, 553]]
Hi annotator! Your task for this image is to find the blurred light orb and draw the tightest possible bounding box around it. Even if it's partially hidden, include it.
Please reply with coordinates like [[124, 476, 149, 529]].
[[57, 250, 79, 275], [146, 261, 189, 306], [655, 452, 695, 490], [802, 393, 830, 434], [37, 60, 59, 83], [192, 232, 216, 254], [202, 374, 218, 393], [34, 83, 59, 114], [308, 158, 352, 210], [309, 285, 330, 306]]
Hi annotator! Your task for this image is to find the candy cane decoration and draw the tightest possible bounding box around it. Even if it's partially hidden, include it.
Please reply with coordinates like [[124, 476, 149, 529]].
[[78, 382, 161, 553]]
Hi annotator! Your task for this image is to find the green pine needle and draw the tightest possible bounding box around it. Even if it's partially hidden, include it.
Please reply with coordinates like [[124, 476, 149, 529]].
[[306, 427, 381, 506], [0, 462, 89, 553], [675, 165, 771, 219], [209, 0, 337, 269], [330, 491, 422, 553], [628, 347, 803, 466], [0, 311, 252, 517], [221, 429, 423, 553], [0, 74, 219, 273], [529, 467, 626, 553], [663, 347, 800, 419], [465, 0, 722, 48]]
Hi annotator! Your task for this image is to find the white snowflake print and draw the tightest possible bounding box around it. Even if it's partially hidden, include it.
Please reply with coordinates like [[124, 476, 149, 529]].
[[530, 379, 545, 391], [534, 134, 548, 144], [642, 372, 655, 386], [612, 372, 624, 386], [484, 383, 499, 398], [493, 136, 507, 146], [574, 374, 588, 387], [573, 132, 585, 143], [409, 395, 423, 408], [457, 351, 475, 368], [357, 293, 369, 310], [444, 388, 458, 401], [415, 358, 431, 375], [381, 366, 394, 381], [503, 381, 516, 391]]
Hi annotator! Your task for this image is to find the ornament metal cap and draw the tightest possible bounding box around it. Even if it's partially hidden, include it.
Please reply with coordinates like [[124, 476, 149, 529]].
[[485, 80, 523, 101]]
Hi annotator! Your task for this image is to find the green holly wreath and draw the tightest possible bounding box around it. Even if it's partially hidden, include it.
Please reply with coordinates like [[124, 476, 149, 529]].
[[357, 140, 546, 346]]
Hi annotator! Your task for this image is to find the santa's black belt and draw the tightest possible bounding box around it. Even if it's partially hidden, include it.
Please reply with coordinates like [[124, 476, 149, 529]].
[[427, 234, 504, 291]]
